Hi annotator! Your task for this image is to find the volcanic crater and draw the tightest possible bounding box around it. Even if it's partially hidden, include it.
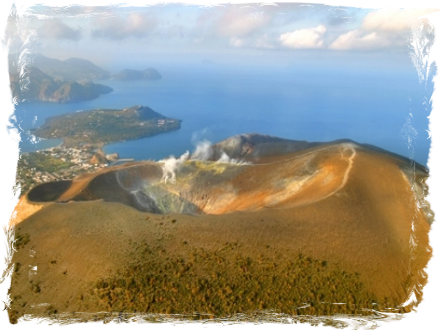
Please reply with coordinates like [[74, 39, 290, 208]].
[[11, 134, 433, 321], [26, 136, 355, 215]]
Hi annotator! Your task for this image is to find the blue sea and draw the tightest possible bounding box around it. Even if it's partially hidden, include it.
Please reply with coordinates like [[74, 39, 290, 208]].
[[13, 63, 431, 167]]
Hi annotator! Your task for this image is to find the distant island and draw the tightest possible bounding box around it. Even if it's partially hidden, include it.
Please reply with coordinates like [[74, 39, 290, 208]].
[[9, 66, 113, 103], [32, 105, 181, 147], [112, 68, 162, 80], [8, 53, 111, 82], [0, 53, 162, 82]]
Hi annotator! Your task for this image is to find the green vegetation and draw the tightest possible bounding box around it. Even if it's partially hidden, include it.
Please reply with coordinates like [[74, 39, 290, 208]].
[[14, 232, 30, 250], [32, 106, 181, 147], [0, 147, 100, 212], [22, 152, 71, 172], [82, 242, 395, 319]]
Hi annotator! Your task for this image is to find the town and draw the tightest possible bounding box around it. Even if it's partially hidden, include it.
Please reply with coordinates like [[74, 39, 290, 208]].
[[15, 145, 119, 196]]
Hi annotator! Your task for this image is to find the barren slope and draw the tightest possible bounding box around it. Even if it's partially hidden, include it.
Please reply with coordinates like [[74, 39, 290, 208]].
[[7, 137, 432, 322]]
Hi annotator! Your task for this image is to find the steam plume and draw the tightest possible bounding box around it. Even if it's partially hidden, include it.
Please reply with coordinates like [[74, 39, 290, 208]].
[[191, 140, 213, 161], [161, 151, 190, 184], [217, 152, 251, 165], [160, 138, 252, 184]]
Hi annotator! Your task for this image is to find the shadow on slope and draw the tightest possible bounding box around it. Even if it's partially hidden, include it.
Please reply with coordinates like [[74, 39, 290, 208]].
[[27, 180, 72, 203]]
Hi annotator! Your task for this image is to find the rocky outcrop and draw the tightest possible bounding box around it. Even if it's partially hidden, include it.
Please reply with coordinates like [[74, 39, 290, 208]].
[[210, 133, 320, 161], [10, 66, 113, 103], [112, 68, 162, 80], [89, 152, 109, 165]]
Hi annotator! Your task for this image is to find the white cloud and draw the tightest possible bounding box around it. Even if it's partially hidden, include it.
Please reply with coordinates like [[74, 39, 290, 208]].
[[47, 0, 157, 40], [81, 0, 111, 14], [229, 34, 275, 49], [329, 8, 438, 51], [253, 34, 276, 49], [47, 0, 112, 16], [11, 4, 437, 54], [229, 37, 243, 48], [37, 19, 81, 40], [174, 0, 364, 13], [6, 30, 38, 48], [363, 8, 439, 32], [47, 0, 81, 15], [23, 7, 160, 51], [279, 25, 326, 49], [92, 12, 157, 39], [0, 5, 26, 24], [329, 29, 392, 50], [195, 6, 272, 42], [216, 8, 271, 38]]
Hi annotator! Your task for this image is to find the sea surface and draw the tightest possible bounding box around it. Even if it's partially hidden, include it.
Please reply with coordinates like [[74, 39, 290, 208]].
[[13, 63, 431, 167]]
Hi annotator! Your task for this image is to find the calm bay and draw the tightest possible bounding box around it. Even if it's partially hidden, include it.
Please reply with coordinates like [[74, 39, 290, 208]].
[[14, 63, 431, 166]]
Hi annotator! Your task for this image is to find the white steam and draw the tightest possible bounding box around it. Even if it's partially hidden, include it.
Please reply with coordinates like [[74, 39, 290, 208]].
[[191, 140, 213, 161], [161, 151, 190, 184], [160, 139, 251, 184], [217, 152, 251, 165]]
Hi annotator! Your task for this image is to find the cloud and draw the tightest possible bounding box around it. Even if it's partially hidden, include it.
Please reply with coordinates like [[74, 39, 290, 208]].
[[81, 0, 112, 14], [33, 6, 175, 41], [175, 0, 364, 13], [205, 6, 438, 53], [91, 12, 157, 39], [253, 34, 276, 49], [326, 16, 351, 27], [229, 33, 276, 49], [6, 30, 39, 48], [46, 0, 112, 16], [229, 37, 244, 48], [15, 5, 436, 54], [328, 8, 438, 51], [279, 25, 326, 49], [216, 8, 271, 38], [37, 19, 81, 40], [362, 9, 439, 32], [0, 5, 27, 24], [329, 30, 391, 50], [46, 0, 81, 16]]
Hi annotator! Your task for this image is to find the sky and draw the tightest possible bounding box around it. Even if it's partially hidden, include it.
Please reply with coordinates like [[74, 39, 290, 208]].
[[4, 2, 439, 70]]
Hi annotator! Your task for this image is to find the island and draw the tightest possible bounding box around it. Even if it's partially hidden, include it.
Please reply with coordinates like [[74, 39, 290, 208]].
[[9, 53, 111, 82], [31, 105, 181, 147], [112, 68, 162, 80], [9, 66, 113, 103]]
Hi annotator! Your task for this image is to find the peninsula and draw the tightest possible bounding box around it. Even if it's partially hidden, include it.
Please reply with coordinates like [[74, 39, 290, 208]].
[[9, 66, 112, 103], [9, 53, 111, 82], [32, 105, 181, 147]]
